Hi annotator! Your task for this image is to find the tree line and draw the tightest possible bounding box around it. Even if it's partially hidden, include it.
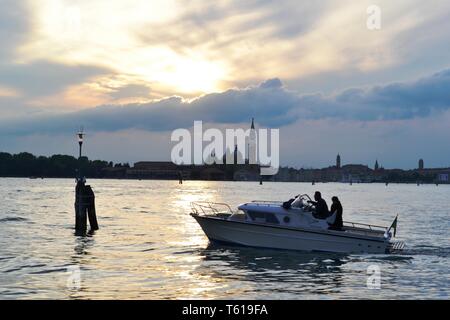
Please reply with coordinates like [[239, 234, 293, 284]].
[[0, 152, 129, 178]]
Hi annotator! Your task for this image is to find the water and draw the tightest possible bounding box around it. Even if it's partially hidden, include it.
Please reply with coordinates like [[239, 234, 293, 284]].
[[0, 178, 449, 299]]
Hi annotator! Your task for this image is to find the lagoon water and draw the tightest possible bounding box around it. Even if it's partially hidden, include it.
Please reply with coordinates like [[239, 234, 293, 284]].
[[0, 178, 449, 299]]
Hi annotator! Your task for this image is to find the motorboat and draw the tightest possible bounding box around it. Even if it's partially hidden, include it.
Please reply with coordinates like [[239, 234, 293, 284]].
[[190, 194, 404, 254]]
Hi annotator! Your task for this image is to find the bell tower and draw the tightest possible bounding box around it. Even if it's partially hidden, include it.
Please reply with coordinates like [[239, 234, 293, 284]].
[[418, 159, 424, 170], [248, 118, 257, 164]]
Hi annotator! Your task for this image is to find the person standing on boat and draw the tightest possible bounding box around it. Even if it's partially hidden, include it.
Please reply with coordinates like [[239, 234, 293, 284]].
[[308, 191, 329, 219], [329, 196, 343, 230]]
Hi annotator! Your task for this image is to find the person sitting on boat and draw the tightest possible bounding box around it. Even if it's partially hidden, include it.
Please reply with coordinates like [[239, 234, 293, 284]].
[[328, 196, 343, 230], [308, 191, 329, 219]]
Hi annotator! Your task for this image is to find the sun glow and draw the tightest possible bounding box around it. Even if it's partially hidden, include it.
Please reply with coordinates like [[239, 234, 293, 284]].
[[20, 0, 227, 97], [139, 53, 227, 94]]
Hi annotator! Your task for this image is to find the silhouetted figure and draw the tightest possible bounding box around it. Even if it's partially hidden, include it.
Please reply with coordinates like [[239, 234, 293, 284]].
[[329, 196, 343, 231], [308, 191, 329, 219]]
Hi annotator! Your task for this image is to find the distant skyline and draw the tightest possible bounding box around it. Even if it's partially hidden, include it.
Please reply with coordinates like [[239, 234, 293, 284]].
[[1, 1, 450, 169]]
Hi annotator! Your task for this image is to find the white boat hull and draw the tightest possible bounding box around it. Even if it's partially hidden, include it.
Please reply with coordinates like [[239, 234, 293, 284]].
[[193, 215, 391, 254]]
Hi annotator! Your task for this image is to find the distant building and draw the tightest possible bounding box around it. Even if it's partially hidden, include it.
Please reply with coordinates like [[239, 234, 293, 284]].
[[374, 160, 379, 171], [101, 166, 127, 178], [200, 167, 226, 180], [419, 159, 424, 170], [127, 161, 190, 179], [233, 168, 260, 181], [340, 164, 373, 183], [336, 154, 341, 169], [122, 119, 260, 181], [437, 173, 449, 182]]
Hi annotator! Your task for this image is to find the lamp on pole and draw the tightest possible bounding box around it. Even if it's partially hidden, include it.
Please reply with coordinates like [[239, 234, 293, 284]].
[[77, 128, 85, 159]]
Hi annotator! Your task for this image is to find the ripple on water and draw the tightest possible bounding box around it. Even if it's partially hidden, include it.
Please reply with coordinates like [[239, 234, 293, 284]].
[[29, 267, 69, 275], [366, 255, 414, 262], [0, 256, 15, 261], [4, 264, 47, 273], [0, 217, 29, 223]]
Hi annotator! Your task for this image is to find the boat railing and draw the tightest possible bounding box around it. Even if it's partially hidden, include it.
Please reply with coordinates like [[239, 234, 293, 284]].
[[343, 220, 387, 232], [190, 201, 235, 216], [250, 200, 284, 206]]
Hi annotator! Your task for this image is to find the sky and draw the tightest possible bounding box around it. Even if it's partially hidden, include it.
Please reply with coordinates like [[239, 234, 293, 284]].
[[1, 0, 450, 169]]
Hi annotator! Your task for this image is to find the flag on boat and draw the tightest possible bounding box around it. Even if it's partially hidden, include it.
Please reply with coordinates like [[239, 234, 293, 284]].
[[388, 215, 398, 237]]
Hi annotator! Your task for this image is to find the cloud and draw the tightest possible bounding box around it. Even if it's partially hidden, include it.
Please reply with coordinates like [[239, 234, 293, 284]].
[[17, 0, 450, 100], [0, 60, 110, 98], [107, 83, 152, 101], [0, 0, 114, 115], [306, 68, 450, 120], [0, 59, 112, 118], [0, 77, 298, 135], [2, 68, 450, 136], [140, 0, 450, 81], [2, 0, 449, 109], [138, 1, 328, 53], [259, 78, 283, 89], [0, 0, 29, 60]]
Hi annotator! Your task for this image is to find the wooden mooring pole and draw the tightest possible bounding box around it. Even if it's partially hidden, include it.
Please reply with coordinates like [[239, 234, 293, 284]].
[[75, 178, 99, 235], [75, 178, 87, 235]]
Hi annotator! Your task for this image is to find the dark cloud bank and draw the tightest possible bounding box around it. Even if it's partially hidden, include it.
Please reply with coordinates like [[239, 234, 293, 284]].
[[2, 68, 450, 136]]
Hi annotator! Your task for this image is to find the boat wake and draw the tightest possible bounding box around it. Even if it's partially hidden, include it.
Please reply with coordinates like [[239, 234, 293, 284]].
[[400, 245, 450, 258]]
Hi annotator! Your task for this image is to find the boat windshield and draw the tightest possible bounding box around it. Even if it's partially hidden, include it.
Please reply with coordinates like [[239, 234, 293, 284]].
[[291, 194, 310, 208]]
